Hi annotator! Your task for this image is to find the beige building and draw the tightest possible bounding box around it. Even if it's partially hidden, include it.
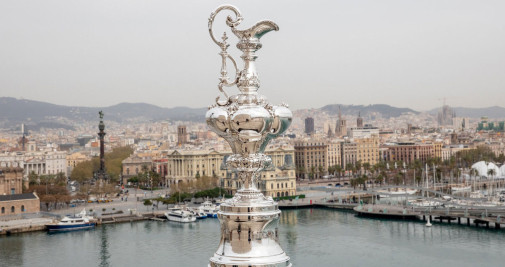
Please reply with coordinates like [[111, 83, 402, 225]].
[[327, 141, 341, 169], [340, 141, 357, 170], [165, 149, 224, 185], [294, 140, 328, 179], [121, 155, 153, 184], [66, 152, 89, 174], [441, 145, 471, 161], [381, 142, 434, 164], [356, 137, 380, 166], [431, 142, 443, 159], [295, 137, 380, 177], [0, 167, 23, 195], [163, 147, 296, 197], [0, 168, 40, 216]]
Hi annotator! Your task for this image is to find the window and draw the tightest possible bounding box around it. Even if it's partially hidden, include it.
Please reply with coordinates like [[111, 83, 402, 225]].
[[11, 206, 15, 213], [1, 207, 4, 214], [271, 184, 273, 189], [277, 183, 279, 189], [21, 205, 25, 212]]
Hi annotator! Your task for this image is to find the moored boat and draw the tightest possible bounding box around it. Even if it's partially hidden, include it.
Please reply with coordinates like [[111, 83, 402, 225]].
[[165, 209, 196, 223], [378, 188, 417, 198], [199, 200, 218, 218], [188, 208, 207, 219], [451, 185, 471, 192], [46, 209, 96, 232]]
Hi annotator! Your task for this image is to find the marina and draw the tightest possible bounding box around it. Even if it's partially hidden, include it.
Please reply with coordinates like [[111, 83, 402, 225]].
[[4, 182, 505, 235], [1, 209, 504, 267]]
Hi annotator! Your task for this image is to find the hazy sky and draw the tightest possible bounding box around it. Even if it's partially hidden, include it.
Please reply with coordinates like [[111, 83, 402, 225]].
[[1, 0, 504, 111]]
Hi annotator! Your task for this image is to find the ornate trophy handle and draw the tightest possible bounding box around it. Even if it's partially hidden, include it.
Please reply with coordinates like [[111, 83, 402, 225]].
[[208, 5, 243, 47], [208, 5, 243, 106]]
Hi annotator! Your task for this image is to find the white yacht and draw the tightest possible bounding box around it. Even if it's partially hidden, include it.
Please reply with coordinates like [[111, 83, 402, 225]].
[[451, 185, 471, 192], [165, 209, 196, 223], [408, 199, 442, 208], [46, 209, 96, 232], [378, 189, 417, 198], [470, 191, 485, 199]]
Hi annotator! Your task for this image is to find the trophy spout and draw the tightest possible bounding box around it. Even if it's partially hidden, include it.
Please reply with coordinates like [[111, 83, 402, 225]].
[[232, 20, 279, 41]]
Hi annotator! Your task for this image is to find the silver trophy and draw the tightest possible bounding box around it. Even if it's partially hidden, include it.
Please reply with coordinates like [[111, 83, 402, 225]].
[[206, 5, 292, 267]]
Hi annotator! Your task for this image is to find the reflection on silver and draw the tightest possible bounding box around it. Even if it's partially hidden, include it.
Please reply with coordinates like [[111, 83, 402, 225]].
[[206, 5, 292, 267]]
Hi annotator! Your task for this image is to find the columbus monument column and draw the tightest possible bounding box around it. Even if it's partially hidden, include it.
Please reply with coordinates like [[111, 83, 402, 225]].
[[97, 111, 107, 181], [206, 5, 292, 267]]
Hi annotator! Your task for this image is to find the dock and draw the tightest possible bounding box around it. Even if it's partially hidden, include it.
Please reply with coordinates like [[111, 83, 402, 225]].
[[0, 211, 169, 236], [354, 204, 420, 220]]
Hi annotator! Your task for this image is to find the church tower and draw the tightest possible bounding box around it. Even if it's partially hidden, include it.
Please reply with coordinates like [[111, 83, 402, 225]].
[[335, 106, 347, 137]]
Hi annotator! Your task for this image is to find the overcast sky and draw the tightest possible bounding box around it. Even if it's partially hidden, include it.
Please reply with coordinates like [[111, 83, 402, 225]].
[[1, 0, 504, 111]]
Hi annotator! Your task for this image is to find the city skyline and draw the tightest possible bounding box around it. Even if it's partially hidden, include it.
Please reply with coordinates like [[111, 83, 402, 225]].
[[1, 0, 504, 110]]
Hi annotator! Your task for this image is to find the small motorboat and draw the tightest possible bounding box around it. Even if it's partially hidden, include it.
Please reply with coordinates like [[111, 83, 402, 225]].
[[46, 209, 96, 232], [188, 208, 207, 219], [199, 200, 218, 218]]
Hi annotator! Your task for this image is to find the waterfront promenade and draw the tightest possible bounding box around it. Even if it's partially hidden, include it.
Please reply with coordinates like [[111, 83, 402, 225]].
[[3, 185, 505, 235]]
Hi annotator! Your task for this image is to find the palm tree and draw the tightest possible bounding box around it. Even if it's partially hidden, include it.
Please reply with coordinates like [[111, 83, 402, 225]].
[[310, 166, 316, 180], [363, 162, 371, 176], [334, 165, 343, 184], [345, 163, 355, 178], [361, 174, 368, 190], [470, 168, 479, 180], [297, 166, 306, 180], [375, 173, 384, 186], [327, 166, 332, 177], [335, 165, 342, 177], [318, 165, 325, 179], [487, 168, 496, 179], [394, 173, 402, 186], [355, 161, 363, 177], [350, 178, 359, 190], [487, 168, 496, 195]]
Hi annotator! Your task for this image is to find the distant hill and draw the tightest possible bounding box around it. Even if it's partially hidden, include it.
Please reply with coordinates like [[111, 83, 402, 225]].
[[321, 104, 418, 118], [2, 97, 503, 130], [0, 97, 206, 129], [428, 106, 505, 119]]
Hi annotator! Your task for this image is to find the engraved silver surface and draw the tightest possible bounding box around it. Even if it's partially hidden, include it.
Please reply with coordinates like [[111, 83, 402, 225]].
[[206, 5, 292, 267]]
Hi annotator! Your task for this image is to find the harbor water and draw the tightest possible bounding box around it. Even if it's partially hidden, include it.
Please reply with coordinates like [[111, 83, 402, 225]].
[[1, 208, 504, 267]]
